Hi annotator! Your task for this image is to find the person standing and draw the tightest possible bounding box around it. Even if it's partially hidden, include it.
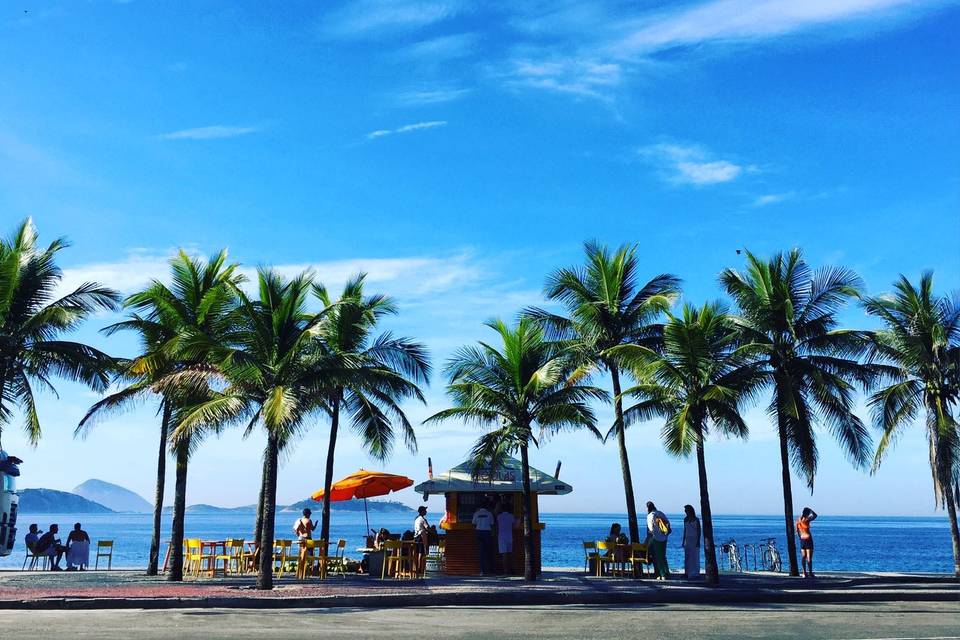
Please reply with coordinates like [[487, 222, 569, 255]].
[[645, 501, 671, 580], [681, 505, 701, 580], [495, 501, 516, 574], [294, 508, 317, 541], [413, 506, 430, 577], [472, 501, 495, 575], [796, 507, 818, 578]]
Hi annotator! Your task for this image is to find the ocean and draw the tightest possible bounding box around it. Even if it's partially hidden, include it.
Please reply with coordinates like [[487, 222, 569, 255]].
[[3, 511, 954, 573]]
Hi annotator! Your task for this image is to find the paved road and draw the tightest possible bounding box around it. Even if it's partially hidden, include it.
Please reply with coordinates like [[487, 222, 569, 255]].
[[3, 602, 958, 639]]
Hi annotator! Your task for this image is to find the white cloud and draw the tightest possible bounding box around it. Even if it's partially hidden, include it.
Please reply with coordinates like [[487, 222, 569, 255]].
[[320, 0, 463, 39], [59, 251, 484, 300], [160, 125, 260, 140], [395, 88, 471, 106], [506, 57, 621, 98], [366, 120, 447, 140], [498, 0, 948, 98], [639, 143, 750, 186], [612, 0, 933, 57], [402, 32, 478, 60], [752, 191, 796, 207]]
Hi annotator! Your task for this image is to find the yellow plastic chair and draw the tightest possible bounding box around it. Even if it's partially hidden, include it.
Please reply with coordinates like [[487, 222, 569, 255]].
[[381, 540, 413, 579], [582, 541, 599, 575], [94, 540, 114, 571], [297, 539, 327, 579], [217, 539, 246, 575], [184, 539, 203, 576], [594, 540, 617, 577], [326, 539, 348, 578], [628, 543, 651, 578], [273, 539, 298, 578]]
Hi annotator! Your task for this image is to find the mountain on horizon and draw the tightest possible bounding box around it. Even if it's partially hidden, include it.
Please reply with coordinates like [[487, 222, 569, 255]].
[[73, 479, 151, 513], [18, 488, 113, 514]]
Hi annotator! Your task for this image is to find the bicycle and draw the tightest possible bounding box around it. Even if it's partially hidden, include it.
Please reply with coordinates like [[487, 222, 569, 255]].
[[719, 539, 742, 572], [760, 537, 782, 573]]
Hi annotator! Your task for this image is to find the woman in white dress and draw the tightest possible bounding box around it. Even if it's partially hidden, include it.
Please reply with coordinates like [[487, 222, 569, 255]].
[[682, 505, 701, 580]]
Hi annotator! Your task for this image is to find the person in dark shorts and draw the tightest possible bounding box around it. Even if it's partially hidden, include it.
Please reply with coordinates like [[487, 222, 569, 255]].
[[796, 507, 818, 578], [413, 506, 430, 576]]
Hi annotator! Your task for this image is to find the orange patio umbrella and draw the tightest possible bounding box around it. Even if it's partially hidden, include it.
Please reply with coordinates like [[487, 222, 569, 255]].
[[311, 470, 414, 535]]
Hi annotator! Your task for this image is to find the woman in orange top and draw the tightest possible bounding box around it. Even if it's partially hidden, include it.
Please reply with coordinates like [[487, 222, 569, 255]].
[[796, 507, 818, 578]]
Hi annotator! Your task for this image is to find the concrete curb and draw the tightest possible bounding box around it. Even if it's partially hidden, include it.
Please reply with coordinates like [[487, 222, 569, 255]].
[[2, 586, 958, 610]]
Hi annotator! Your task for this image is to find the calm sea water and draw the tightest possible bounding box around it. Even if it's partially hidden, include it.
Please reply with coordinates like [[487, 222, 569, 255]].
[[3, 511, 953, 573]]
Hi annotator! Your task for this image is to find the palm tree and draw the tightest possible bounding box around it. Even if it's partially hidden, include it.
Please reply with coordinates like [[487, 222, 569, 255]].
[[122, 250, 242, 582], [75, 313, 175, 576], [525, 241, 680, 544], [720, 249, 883, 576], [426, 318, 605, 581], [617, 302, 764, 586], [862, 273, 960, 576], [175, 269, 335, 590], [314, 274, 430, 546], [0, 218, 119, 447]]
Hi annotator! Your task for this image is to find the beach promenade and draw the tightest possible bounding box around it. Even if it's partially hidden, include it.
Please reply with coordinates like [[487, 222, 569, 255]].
[[1, 569, 955, 610]]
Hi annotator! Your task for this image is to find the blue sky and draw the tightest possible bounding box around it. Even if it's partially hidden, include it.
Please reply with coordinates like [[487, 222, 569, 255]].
[[1, 0, 958, 516]]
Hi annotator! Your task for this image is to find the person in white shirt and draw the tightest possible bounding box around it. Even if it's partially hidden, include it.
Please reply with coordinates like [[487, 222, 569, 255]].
[[681, 504, 701, 580], [471, 501, 495, 575], [413, 506, 430, 576], [293, 508, 317, 541], [645, 501, 671, 580], [495, 501, 516, 574]]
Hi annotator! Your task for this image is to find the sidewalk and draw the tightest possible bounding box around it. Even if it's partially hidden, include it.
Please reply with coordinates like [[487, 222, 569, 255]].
[[1, 569, 956, 610]]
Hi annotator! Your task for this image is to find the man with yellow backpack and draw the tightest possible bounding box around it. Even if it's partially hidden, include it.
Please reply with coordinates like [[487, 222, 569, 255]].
[[645, 501, 672, 580]]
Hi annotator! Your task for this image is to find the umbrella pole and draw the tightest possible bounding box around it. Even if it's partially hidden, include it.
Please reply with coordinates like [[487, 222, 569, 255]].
[[364, 497, 370, 538]]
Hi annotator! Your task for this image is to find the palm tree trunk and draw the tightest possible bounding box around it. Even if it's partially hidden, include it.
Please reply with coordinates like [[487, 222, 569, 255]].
[[929, 400, 960, 577], [609, 364, 640, 544], [146, 401, 171, 576], [519, 443, 536, 581], [777, 408, 800, 577], [320, 392, 341, 548], [257, 434, 280, 590], [252, 445, 268, 566], [943, 474, 960, 578], [695, 437, 719, 587], [167, 435, 190, 582]]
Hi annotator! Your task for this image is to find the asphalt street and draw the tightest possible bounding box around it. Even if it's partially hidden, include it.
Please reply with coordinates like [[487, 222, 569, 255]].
[[4, 601, 959, 639]]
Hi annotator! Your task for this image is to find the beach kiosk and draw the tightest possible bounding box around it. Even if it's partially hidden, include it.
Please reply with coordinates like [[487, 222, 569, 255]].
[[414, 457, 572, 576]]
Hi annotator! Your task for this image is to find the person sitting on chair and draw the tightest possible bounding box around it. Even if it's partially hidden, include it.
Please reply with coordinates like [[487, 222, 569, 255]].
[[36, 524, 66, 570], [66, 523, 91, 571], [607, 522, 629, 562], [24, 523, 40, 552]]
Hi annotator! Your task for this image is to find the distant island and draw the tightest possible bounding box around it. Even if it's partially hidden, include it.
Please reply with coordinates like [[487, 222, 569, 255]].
[[282, 499, 414, 514], [17, 480, 416, 516], [18, 488, 113, 514], [73, 479, 152, 513]]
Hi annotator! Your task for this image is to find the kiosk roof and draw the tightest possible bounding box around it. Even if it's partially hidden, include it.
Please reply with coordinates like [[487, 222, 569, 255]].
[[414, 457, 572, 496]]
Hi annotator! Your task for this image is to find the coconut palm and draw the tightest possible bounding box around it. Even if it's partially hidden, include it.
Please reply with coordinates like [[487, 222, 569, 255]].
[[525, 241, 680, 544], [174, 269, 337, 590], [617, 302, 764, 586], [0, 218, 119, 447], [313, 274, 430, 546], [426, 318, 606, 581], [117, 250, 242, 582], [75, 313, 176, 576], [720, 249, 884, 576], [862, 273, 960, 576]]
